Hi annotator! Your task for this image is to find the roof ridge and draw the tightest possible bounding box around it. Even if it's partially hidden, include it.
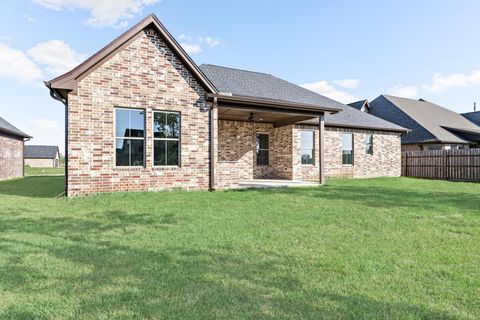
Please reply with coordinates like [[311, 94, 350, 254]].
[[200, 64, 273, 76]]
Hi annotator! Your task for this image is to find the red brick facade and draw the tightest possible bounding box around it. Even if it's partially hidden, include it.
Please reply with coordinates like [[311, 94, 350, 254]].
[[0, 133, 24, 180], [67, 28, 210, 196], [63, 25, 402, 196]]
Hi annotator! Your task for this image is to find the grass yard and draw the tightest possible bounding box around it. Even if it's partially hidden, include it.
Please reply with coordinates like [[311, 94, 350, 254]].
[[24, 166, 65, 176], [0, 177, 478, 319]]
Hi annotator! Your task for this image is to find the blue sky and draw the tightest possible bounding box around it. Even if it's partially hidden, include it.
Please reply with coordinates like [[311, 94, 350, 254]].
[[2, 0, 480, 151]]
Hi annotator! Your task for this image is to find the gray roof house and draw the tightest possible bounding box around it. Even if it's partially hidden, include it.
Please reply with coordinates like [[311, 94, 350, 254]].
[[462, 111, 480, 126], [44, 13, 409, 196], [24, 145, 60, 168], [0, 116, 31, 180], [368, 95, 480, 150]]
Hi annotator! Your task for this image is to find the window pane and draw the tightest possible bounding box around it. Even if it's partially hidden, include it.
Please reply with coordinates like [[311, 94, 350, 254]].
[[257, 150, 269, 165], [167, 140, 179, 165], [154, 140, 166, 166], [116, 138, 130, 166], [365, 134, 373, 155], [342, 134, 353, 151], [130, 139, 144, 166], [166, 113, 180, 138], [256, 134, 269, 150], [130, 110, 145, 137], [116, 109, 144, 138], [153, 112, 167, 138], [342, 150, 353, 165], [115, 109, 130, 137], [301, 148, 314, 164], [301, 131, 314, 149]]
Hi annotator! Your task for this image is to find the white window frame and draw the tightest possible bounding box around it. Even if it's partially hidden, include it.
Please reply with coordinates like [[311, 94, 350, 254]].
[[341, 133, 354, 165], [300, 130, 315, 165]]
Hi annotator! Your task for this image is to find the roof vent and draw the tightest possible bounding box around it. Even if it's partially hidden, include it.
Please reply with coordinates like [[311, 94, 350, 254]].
[[418, 98, 426, 102]]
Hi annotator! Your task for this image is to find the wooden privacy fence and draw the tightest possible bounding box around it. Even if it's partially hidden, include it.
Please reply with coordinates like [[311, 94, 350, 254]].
[[402, 149, 480, 181]]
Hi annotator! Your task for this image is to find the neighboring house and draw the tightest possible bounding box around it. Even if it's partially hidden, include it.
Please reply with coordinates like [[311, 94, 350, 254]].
[[0, 116, 31, 180], [348, 100, 370, 112], [368, 95, 480, 151], [24, 145, 61, 168], [462, 111, 480, 127], [45, 14, 407, 196]]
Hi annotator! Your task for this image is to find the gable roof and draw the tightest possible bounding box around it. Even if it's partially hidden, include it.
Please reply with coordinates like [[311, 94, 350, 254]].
[[200, 64, 407, 132], [348, 100, 369, 111], [369, 95, 480, 144], [0, 116, 31, 139], [462, 111, 480, 126], [24, 145, 59, 159], [45, 14, 217, 98]]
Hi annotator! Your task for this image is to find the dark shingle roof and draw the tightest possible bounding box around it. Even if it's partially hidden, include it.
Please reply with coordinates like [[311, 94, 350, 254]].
[[24, 145, 59, 159], [369, 95, 480, 144], [199, 64, 407, 132], [348, 100, 369, 111], [0, 116, 31, 138], [462, 111, 480, 126]]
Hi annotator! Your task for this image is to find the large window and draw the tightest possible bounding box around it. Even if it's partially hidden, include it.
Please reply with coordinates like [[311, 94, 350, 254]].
[[256, 133, 269, 165], [341, 133, 353, 165], [301, 131, 315, 164], [365, 134, 373, 155], [115, 108, 145, 166], [153, 111, 180, 166]]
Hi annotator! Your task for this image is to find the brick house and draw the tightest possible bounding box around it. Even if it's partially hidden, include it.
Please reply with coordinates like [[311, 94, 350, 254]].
[[45, 14, 407, 196], [24, 145, 61, 168], [0, 116, 31, 180]]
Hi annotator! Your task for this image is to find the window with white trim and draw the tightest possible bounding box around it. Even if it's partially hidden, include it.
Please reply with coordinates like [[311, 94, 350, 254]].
[[153, 111, 180, 166], [115, 108, 145, 166], [341, 133, 353, 165], [301, 131, 315, 164]]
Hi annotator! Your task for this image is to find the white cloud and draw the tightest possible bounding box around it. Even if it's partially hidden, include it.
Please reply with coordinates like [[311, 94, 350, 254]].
[[27, 40, 85, 75], [387, 85, 418, 98], [23, 14, 38, 23], [179, 43, 202, 54], [332, 78, 359, 89], [32, 0, 160, 28], [422, 70, 480, 93], [178, 34, 221, 54], [302, 80, 359, 104], [204, 37, 220, 47], [0, 43, 44, 82]]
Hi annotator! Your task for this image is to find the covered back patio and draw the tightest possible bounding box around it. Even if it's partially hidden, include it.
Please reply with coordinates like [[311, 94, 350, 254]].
[[207, 94, 341, 189]]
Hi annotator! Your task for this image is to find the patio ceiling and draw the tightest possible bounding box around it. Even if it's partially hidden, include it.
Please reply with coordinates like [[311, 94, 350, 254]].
[[218, 106, 316, 128]]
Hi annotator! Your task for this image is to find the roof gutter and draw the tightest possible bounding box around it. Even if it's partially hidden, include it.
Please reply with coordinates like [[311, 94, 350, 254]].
[[324, 122, 411, 134], [46, 83, 68, 197]]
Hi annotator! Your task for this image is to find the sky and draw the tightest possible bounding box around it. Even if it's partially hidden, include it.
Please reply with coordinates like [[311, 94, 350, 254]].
[[2, 0, 480, 152]]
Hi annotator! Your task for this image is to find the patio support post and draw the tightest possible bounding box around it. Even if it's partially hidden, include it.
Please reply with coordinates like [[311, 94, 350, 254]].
[[319, 114, 325, 185], [209, 97, 218, 191]]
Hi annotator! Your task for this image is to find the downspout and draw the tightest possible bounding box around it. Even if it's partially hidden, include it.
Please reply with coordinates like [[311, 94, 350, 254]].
[[209, 97, 217, 191], [48, 87, 68, 196]]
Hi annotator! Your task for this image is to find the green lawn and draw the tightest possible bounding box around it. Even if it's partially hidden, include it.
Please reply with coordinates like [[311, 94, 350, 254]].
[[0, 177, 478, 319], [24, 166, 65, 176]]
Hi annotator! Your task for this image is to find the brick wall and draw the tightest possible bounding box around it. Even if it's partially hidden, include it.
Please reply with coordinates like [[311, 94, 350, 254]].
[[291, 125, 401, 180], [0, 133, 23, 180], [67, 28, 209, 196], [216, 120, 293, 188], [324, 126, 401, 178]]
